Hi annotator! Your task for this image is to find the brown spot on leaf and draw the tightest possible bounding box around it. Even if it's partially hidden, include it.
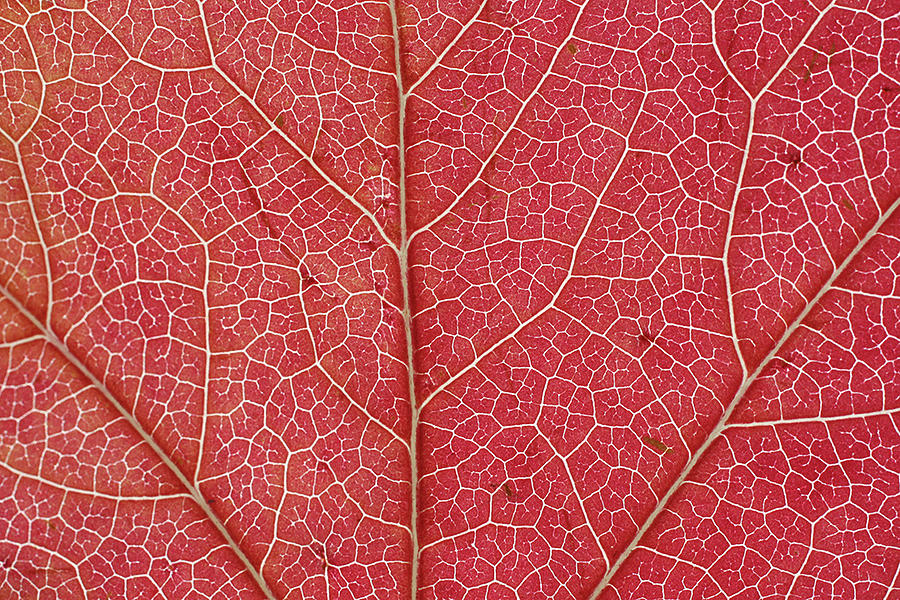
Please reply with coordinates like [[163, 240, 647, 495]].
[[642, 435, 671, 454], [800, 55, 820, 82]]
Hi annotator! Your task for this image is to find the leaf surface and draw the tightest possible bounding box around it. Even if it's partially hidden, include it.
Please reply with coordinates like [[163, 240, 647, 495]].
[[0, 0, 898, 598]]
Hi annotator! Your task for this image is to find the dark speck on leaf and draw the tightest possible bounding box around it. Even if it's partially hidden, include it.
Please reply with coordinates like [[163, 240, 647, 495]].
[[300, 266, 319, 287], [502, 482, 513, 498], [800, 55, 820, 82], [361, 233, 378, 250], [779, 149, 802, 167], [638, 326, 657, 345], [274, 114, 285, 128], [567, 42, 578, 55], [642, 435, 671, 454]]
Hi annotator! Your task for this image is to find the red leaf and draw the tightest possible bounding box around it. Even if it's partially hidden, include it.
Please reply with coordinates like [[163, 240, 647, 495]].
[[1, 0, 898, 598]]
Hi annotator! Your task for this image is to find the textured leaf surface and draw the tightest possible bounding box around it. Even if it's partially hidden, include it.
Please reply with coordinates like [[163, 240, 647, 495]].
[[0, 0, 898, 598]]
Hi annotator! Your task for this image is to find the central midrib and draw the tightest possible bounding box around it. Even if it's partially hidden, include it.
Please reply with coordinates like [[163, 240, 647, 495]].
[[386, 4, 421, 600]]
